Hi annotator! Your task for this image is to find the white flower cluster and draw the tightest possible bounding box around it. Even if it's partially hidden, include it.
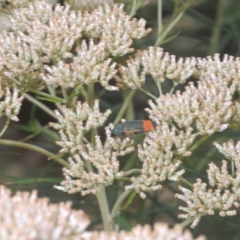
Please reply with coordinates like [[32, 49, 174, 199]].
[[82, 222, 205, 240], [0, 87, 24, 121], [197, 54, 240, 93], [116, 50, 240, 93], [176, 140, 240, 228], [116, 47, 196, 90], [10, 2, 82, 61], [115, 57, 145, 89], [42, 40, 118, 90], [126, 122, 191, 198], [51, 102, 136, 195], [146, 76, 232, 135], [214, 140, 240, 166], [140, 47, 196, 84], [50, 100, 111, 153], [84, 4, 151, 52], [0, 185, 89, 240], [0, 32, 41, 90], [55, 133, 134, 195], [122, 64, 235, 198], [0, 1, 151, 91], [0, 184, 205, 240]]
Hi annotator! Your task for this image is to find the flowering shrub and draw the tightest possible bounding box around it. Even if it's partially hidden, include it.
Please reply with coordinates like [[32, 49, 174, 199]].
[[0, 0, 240, 238]]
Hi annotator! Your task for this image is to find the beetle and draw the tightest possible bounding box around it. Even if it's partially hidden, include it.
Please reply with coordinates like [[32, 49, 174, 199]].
[[111, 120, 156, 137]]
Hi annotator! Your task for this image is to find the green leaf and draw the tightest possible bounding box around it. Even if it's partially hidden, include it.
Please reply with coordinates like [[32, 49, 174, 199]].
[[29, 89, 66, 103], [113, 215, 132, 231], [37, 96, 65, 103], [121, 191, 137, 210], [9, 178, 62, 184]]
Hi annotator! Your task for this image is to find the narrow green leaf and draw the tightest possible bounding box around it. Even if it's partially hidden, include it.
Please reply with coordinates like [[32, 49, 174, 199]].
[[121, 191, 137, 210], [9, 178, 62, 184], [37, 96, 65, 103]]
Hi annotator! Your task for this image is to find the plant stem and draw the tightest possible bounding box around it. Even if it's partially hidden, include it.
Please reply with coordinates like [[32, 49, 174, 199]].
[[87, 83, 94, 107], [96, 184, 113, 231], [110, 189, 132, 219], [208, 0, 227, 55], [0, 118, 10, 138], [24, 93, 57, 120], [123, 168, 142, 177], [156, 80, 162, 96], [180, 219, 194, 228], [123, 90, 135, 121], [113, 90, 136, 125], [139, 88, 157, 100], [180, 177, 193, 188], [0, 139, 69, 168], [170, 82, 179, 95], [157, 0, 163, 40], [46, 85, 63, 113], [155, 5, 185, 46], [188, 135, 209, 152]]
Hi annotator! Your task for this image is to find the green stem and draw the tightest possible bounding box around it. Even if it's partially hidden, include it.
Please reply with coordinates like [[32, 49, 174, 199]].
[[67, 84, 87, 106], [123, 150, 138, 172], [46, 85, 63, 113], [122, 168, 142, 177], [110, 189, 132, 219], [113, 90, 136, 125], [129, 0, 137, 17], [157, 0, 163, 40], [0, 139, 70, 168], [208, 0, 227, 55], [96, 184, 113, 231], [24, 93, 57, 120], [156, 80, 162, 96], [20, 125, 50, 142], [170, 82, 179, 95], [87, 83, 94, 107], [0, 118, 10, 138], [129, 0, 142, 17], [180, 177, 193, 188], [180, 219, 194, 228], [139, 88, 157, 100], [188, 135, 209, 152], [173, 134, 206, 164], [123, 90, 135, 120], [155, 7, 185, 46], [61, 87, 68, 101]]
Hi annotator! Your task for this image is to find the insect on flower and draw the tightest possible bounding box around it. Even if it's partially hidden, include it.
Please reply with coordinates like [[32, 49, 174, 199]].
[[111, 120, 156, 137]]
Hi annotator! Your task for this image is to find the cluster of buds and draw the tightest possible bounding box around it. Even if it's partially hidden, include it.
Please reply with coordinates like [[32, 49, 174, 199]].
[[55, 133, 134, 195], [138, 47, 196, 84], [42, 39, 118, 90], [0, 87, 24, 121], [176, 140, 240, 228], [0, 184, 205, 240], [147, 76, 232, 135], [82, 222, 205, 240], [196, 54, 240, 92], [126, 122, 191, 198], [0, 1, 151, 92], [49, 100, 111, 153], [51, 101, 136, 195], [115, 57, 145, 90], [0, 185, 89, 239], [116, 47, 197, 89]]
